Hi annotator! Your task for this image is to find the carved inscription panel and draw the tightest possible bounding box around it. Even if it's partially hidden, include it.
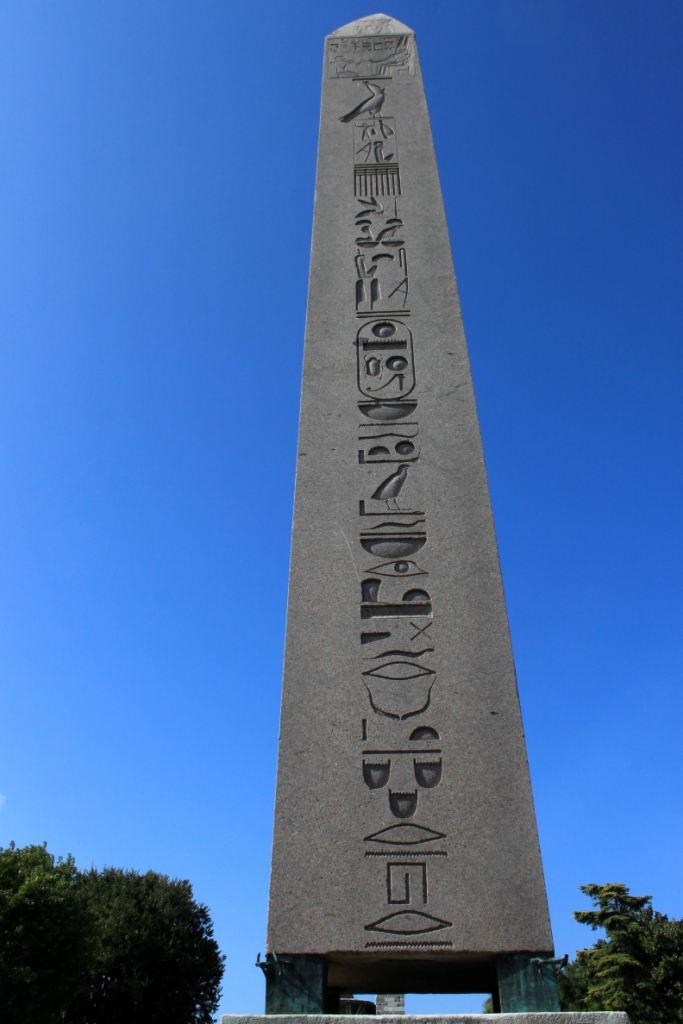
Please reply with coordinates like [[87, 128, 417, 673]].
[[357, 320, 414, 400], [334, 67, 454, 949], [354, 117, 398, 164], [328, 34, 415, 79], [355, 203, 408, 311]]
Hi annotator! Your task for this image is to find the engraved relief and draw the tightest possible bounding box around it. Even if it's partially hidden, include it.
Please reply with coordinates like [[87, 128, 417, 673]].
[[363, 673, 434, 719], [363, 661, 435, 681], [389, 791, 418, 818], [328, 35, 414, 79], [355, 165, 401, 198], [360, 579, 432, 618], [364, 823, 447, 846], [364, 621, 434, 652], [360, 577, 429, 600], [364, 509, 420, 543], [362, 743, 442, 811], [387, 862, 427, 904], [370, 464, 410, 509], [359, 502, 425, 521], [362, 515, 425, 532], [355, 254, 380, 308], [354, 117, 397, 164], [410, 726, 439, 741], [409, 620, 433, 640], [356, 196, 385, 215], [355, 208, 404, 246], [340, 82, 386, 123], [365, 646, 433, 660], [355, 199, 403, 244], [355, 200, 408, 311], [360, 536, 425, 558], [364, 910, 452, 935], [355, 250, 408, 312], [414, 761, 442, 788], [359, 440, 419, 464], [367, 559, 427, 577], [351, 19, 396, 36], [365, 940, 453, 948], [361, 578, 380, 602], [363, 760, 391, 789], [359, 401, 417, 421], [332, 58, 450, 942], [361, 630, 392, 644], [357, 322, 414, 400]]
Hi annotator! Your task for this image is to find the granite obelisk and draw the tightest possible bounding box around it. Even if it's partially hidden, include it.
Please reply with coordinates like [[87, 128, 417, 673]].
[[265, 12, 555, 1011]]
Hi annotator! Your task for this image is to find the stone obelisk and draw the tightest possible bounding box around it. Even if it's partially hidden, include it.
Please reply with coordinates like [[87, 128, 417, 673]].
[[263, 12, 557, 1014]]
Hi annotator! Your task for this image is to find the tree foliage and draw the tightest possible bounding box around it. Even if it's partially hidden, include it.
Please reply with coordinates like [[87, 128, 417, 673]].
[[0, 843, 95, 1024], [63, 867, 225, 1024], [559, 883, 683, 1024], [0, 845, 224, 1024]]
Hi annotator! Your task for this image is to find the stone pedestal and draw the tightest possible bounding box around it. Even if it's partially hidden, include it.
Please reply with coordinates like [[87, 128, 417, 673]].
[[222, 1015, 629, 1024]]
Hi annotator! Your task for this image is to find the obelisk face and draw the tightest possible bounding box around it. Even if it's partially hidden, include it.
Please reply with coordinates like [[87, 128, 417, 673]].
[[267, 13, 553, 971]]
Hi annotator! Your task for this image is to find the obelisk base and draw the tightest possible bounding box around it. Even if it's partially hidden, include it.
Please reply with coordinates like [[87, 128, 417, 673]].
[[254, 953, 566, 1015], [222, 1014, 629, 1024]]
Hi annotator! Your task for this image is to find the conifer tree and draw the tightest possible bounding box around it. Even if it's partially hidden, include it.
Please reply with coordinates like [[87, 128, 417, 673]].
[[559, 883, 683, 1024]]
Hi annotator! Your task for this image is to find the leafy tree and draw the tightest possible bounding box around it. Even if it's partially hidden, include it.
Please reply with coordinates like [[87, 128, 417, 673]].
[[0, 843, 95, 1024], [63, 867, 225, 1024], [559, 883, 683, 1024]]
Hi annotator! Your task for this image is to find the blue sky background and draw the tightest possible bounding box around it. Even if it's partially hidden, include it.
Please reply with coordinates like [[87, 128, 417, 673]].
[[0, 0, 680, 1016]]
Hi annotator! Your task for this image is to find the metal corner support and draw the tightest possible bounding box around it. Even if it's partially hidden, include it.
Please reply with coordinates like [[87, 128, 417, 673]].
[[496, 954, 562, 1012], [257, 952, 328, 1014]]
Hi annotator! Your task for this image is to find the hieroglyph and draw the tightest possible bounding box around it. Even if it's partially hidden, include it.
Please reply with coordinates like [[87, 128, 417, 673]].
[[338, 72, 452, 946]]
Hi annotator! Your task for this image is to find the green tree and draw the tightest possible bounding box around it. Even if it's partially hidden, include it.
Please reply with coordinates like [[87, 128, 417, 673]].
[[559, 883, 683, 1024], [63, 867, 225, 1024], [0, 843, 95, 1024]]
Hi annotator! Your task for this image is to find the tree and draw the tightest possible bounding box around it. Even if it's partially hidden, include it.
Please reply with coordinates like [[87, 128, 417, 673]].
[[63, 867, 225, 1024], [559, 883, 683, 1024], [0, 843, 95, 1024]]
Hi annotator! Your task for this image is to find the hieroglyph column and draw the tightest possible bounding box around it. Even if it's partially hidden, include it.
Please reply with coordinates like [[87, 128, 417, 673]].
[[267, 12, 554, 981]]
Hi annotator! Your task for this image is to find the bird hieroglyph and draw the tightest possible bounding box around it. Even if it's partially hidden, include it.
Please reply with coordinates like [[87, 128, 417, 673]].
[[371, 463, 410, 510], [340, 81, 386, 123]]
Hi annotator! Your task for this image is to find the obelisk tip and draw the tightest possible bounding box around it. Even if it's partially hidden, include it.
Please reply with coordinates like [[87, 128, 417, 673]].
[[330, 13, 414, 37]]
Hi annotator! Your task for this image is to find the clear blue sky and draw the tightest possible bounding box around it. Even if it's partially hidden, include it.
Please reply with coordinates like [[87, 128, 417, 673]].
[[0, 0, 680, 1016]]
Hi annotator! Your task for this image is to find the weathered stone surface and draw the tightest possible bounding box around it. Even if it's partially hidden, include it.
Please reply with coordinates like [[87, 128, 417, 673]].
[[376, 994, 405, 1014], [267, 11, 553, 972], [222, 1016, 629, 1024]]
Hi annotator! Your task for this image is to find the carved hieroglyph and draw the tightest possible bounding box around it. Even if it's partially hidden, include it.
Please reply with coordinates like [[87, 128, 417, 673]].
[[267, 13, 554, 966]]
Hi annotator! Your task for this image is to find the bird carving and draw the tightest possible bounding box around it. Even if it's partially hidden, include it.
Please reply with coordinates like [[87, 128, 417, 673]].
[[372, 464, 409, 510], [340, 82, 386, 123]]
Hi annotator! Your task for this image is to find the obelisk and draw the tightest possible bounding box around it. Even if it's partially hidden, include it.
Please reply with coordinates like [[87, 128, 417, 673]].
[[264, 12, 557, 1013]]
